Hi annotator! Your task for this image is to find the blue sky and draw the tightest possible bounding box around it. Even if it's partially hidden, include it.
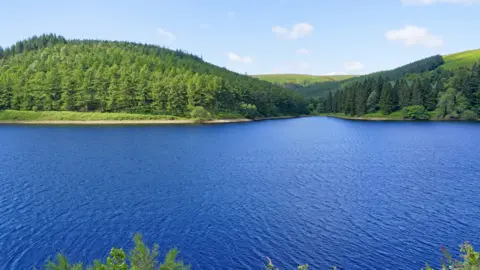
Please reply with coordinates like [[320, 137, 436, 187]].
[[1, 0, 479, 75]]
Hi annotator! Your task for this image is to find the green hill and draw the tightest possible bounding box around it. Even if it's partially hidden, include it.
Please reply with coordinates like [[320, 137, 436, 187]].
[[308, 50, 480, 121], [296, 50, 480, 97], [251, 74, 356, 86], [442, 49, 480, 70], [0, 34, 308, 119]]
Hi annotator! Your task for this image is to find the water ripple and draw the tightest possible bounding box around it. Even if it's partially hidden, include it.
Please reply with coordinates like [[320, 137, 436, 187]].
[[0, 119, 479, 269]]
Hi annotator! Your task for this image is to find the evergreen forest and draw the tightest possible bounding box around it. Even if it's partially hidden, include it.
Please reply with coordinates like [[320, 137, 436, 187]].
[[0, 34, 308, 119], [307, 56, 480, 120]]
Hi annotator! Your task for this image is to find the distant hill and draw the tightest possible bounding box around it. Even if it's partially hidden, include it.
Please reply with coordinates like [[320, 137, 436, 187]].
[[442, 49, 480, 70], [251, 74, 357, 87], [295, 50, 480, 97]]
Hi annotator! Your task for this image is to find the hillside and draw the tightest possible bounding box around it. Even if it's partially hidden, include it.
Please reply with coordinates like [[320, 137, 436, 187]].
[[309, 54, 480, 121], [442, 49, 480, 70], [296, 51, 480, 97], [0, 34, 308, 118], [251, 74, 356, 86]]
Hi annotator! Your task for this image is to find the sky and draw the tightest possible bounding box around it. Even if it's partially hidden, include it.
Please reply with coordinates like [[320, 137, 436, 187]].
[[1, 0, 479, 75]]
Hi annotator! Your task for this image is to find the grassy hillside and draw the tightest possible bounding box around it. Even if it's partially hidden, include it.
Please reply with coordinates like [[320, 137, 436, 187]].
[[297, 55, 445, 97], [0, 34, 308, 119], [294, 49, 480, 98], [442, 49, 480, 70], [251, 74, 356, 86]]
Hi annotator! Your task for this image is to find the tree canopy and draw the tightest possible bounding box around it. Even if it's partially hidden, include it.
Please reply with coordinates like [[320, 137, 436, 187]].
[[0, 34, 308, 118], [297, 55, 445, 97], [309, 62, 480, 120]]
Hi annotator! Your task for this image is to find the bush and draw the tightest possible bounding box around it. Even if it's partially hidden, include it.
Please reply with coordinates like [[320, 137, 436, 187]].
[[461, 110, 478, 121], [43, 237, 479, 270], [240, 103, 259, 119], [45, 233, 190, 270], [425, 242, 479, 270], [403, 105, 430, 120], [189, 106, 212, 122]]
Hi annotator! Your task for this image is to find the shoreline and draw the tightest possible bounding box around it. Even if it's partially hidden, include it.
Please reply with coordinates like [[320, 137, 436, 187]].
[[327, 115, 405, 121], [0, 115, 303, 126], [326, 115, 479, 122], [0, 118, 252, 125]]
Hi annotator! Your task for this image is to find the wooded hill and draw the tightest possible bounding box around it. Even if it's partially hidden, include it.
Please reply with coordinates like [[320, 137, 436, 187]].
[[0, 34, 309, 118], [251, 74, 356, 90], [296, 55, 446, 97], [290, 50, 480, 98], [308, 56, 480, 120]]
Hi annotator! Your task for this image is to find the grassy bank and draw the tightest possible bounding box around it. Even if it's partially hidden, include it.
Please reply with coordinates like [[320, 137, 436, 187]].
[[0, 110, 255, 125], [0, 110, 312, 125], [0, 110, 188, 121]]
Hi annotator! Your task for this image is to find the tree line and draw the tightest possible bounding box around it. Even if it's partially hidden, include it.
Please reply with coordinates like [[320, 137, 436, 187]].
[[298, 55, 445, 98], [0, 34, 308, 118], [310, 62, 480, 120]]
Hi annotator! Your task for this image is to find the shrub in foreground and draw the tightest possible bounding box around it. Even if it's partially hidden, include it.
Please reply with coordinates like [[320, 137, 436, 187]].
[[44, 234, 190, 270], [424, 242, 480, 270], [44, 236, 478, 270]]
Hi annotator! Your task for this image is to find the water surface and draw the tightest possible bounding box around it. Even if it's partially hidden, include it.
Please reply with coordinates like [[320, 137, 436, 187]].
[[0, 117, 479, 269]]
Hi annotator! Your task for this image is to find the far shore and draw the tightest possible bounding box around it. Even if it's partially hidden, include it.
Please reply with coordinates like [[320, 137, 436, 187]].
[[0, 115, 304, 125], [327, 115, 406, 121], [326, 115, 479, 122], [0, 118, 251, 125]]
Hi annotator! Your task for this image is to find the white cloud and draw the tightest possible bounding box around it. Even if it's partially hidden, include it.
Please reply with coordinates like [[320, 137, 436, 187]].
[[227, 52, 253, 63], [272, 23, 314, 40], [385, 25, 443, 48], [344, 61, 365, 71], [401, 0, 479, 5], [296, 48, 311, 55], [199, 24, 211, 29], [156, 28, 176, 42]]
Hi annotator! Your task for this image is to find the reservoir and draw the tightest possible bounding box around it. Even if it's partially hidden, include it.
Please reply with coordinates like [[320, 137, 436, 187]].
[[0, 117, 479, 269]]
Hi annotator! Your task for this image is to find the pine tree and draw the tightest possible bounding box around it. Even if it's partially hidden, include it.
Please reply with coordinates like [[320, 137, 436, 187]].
[[399, 79, 412, 107], [471, 63, 480, 114], [380, 82, 394, 115], [136, 65, 151, 112], [391, 80, 400, 110], [355, 82, 367, 116], [167, 76, 188, 115], [326, 91, 333, 113], [60, 69, 80, 111], [344, 87, 356, 115], [78, 68, 95, 111], [0, 75, 8, 110], [45, 69, 62, 110], [411, 79, 424, 106], [93, 66, 109, 112]]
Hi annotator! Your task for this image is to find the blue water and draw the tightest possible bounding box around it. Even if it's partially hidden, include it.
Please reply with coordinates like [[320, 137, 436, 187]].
[[1, 117, 479, 270]]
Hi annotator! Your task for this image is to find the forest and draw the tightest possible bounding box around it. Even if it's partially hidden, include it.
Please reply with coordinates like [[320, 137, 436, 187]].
[[309, 59, 480, 120], [297, 55, 446, 97], [1, 34, 478, 121], [0, 34, 309, 119]]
